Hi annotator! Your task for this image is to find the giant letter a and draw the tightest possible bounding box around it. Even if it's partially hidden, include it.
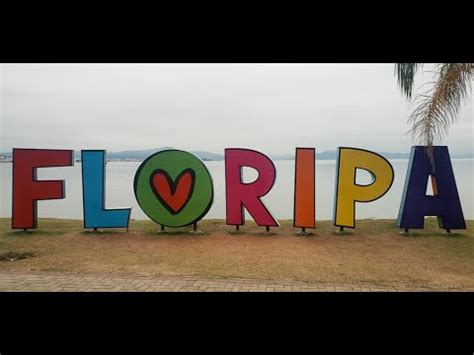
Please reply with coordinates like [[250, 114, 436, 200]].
[[397, 146, 466, 231]]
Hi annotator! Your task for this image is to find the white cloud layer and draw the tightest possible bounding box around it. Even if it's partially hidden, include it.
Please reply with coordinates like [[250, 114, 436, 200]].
[[1, 63, 472, 155]]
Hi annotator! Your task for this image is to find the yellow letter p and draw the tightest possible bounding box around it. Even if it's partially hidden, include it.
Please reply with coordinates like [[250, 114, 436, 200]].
[[333, 148, 394, 228]]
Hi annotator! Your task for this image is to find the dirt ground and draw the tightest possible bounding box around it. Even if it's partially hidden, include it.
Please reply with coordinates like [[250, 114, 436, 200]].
[[1, 218, 473, 289]]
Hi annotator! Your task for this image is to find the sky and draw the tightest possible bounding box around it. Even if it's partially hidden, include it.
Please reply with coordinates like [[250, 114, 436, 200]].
[[1, 63, 472, 155]]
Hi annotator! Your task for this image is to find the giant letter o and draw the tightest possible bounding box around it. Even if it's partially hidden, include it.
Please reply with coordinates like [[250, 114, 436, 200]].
[[134, 150, 214, 228]]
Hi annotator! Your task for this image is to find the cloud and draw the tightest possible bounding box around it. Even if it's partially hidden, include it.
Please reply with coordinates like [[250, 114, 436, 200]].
[[1, 63, 472, 155]]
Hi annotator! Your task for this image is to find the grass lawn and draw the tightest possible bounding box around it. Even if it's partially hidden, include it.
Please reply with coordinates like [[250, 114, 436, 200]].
[[1, 218, 473, 289]]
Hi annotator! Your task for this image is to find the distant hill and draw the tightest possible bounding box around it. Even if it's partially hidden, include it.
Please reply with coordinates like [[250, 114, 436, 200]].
[[69, 148, 224, 161], [316, 150, 411, 160], [101, 147, 174, 161], [1, 149, 473, 161], [0, 148, 224, 161], [188, 151, 224, 161], [84, 149, 410, 161], [315, 150, 474, 160], [269, 150, 411, 160]]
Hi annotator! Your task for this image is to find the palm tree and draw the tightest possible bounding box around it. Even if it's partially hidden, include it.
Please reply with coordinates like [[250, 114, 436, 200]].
[[395, 63, 473, 167]]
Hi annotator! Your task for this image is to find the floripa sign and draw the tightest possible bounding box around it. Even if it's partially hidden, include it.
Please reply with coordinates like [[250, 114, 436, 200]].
[[10, 146, 466, 233]]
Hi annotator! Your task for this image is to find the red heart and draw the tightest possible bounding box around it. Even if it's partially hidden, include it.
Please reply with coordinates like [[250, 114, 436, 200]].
[[150, 169, 195, 214]]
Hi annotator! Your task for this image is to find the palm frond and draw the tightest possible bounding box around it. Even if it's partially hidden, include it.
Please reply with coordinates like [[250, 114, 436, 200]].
[[409, 63, 473, 167], [395, 63, 423, 98]]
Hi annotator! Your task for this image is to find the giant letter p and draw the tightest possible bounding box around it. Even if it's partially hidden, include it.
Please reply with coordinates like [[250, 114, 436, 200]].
[[333, 147, 394, 228]]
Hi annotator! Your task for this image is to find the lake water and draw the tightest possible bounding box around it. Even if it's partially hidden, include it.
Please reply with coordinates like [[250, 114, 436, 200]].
[[1, 159, 473, 221]]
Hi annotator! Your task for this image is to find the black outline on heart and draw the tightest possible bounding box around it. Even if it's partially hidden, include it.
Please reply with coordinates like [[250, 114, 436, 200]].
[[149, 168, 196, 215]]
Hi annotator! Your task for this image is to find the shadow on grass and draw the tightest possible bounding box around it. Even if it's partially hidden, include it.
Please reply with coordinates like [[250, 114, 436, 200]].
[[226, 228, 280, 237], [0, 251, 36, 261], [3, 230, 67, 237], [80, 230, 129, 236], [4, 230, 34, 236], [252, 231, 279, 237], [143, 229, 211, 237], [331, 230, 355, 236], [293, 231, 317, 237], [397, 231, 467, 239]]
